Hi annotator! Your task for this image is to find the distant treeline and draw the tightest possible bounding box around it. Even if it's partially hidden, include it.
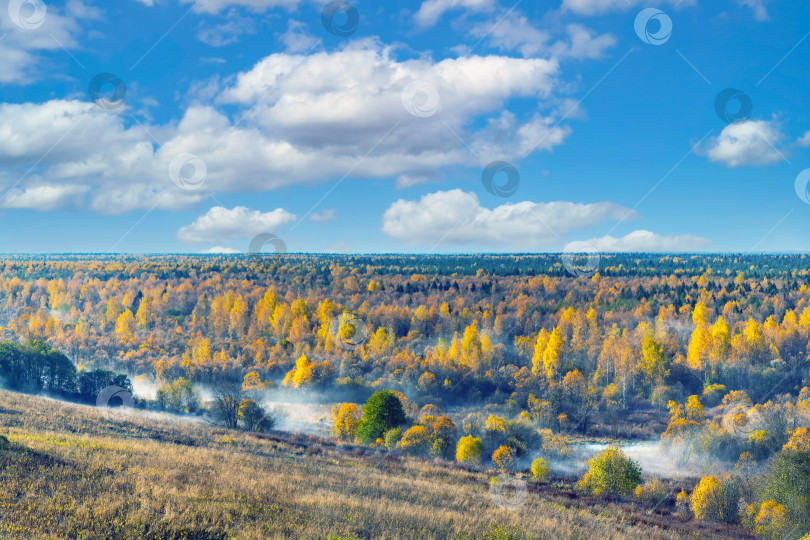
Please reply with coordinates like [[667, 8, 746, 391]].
[[0, 340, 132, 405]]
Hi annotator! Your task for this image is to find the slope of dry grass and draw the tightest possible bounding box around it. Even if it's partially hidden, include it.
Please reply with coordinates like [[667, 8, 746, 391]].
[[0, 391, 753, 539]]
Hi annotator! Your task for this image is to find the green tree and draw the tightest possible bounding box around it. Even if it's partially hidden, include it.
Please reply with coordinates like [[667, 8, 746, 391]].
[[356, 390, 407, 444]]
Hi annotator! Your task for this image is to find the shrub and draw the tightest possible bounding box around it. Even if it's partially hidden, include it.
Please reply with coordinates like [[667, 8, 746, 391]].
[[456, 435, 484, 465], [577, 446, 642, 497], [331, 403, 362, 441], [399, 425, 431, 455], [238, 399, 276, 432], [429, 416, 458, 458], [634, 478, 669, 505], [753, 500, 791, 540], [530, 458, 550, 481], [690, 475, 738, 524], [356, 390, 407, 444], [762, 448, 810, 532], [676, 489, 690, 516], [492, 445, 514, 471], [383, 428, 402, 450]]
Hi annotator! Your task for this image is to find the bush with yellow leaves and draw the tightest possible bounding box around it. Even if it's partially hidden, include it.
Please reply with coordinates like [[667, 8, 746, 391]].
[[752, 500, 791, 540], [331, 403, 362, 442], [690, 475, 738, 524], [492, 445, 515, 471], [398, 425, 431, 455], [577, 446, 641, 497], [455, 435, 484, 465], [530, 457, 550, 481]]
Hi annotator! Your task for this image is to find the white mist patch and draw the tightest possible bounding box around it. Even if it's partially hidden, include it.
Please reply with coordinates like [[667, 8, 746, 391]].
[[575, 440, 726, 478], [259, 400, 334, 436], [131, 375, 158, 400]]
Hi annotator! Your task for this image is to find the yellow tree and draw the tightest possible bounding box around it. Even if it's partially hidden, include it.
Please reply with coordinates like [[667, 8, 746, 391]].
[[282, 355, 318, 388], [456, 435, 484, 464], [115, 310, 136, 342], [542, 326, 564, 383], [531, 328, 550, 378], [331, 403, 362, 441]]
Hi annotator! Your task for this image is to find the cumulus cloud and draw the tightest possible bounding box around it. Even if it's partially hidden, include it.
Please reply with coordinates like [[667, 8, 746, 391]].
[[414, 0, 495, 27], [0, 0, 94, 83], [381, 189, 638, 248], [796, 131, 810, 148], [565, 230, 712, 252], [201, 246, 241, 254], [470, 15, 615, 59], [561, 0, 695, 15], [177, 206, 296, 244], [0, 184, 89, 211], [0, 42, 579, 213], [705, 120, 787, 167]]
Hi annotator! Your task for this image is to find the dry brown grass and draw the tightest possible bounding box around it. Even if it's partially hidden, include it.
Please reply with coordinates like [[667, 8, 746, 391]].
[[0, 391, 750, 539]]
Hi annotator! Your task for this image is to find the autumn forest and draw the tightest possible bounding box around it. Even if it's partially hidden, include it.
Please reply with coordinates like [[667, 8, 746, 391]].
[[1, 253, 809, 539]]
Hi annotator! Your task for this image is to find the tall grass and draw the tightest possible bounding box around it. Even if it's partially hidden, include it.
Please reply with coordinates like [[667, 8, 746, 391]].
[[0, 390, 739, 539]]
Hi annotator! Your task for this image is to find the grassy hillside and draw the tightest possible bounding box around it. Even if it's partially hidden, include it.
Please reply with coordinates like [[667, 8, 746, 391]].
[[0, 391, 756, 540]]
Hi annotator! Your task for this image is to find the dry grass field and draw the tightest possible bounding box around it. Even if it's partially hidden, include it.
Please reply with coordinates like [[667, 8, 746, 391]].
[[0, 390, 755, 540]]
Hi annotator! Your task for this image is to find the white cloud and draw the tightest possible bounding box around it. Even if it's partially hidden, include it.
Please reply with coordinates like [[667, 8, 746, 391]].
[[196, 11, 257, 46], [0, 184, 89, 211], [561, 0, 695, 15], [735, 0, 771, 21], [177, 206, 296, 244], [280, 20, 320, 53], [796, 131, 810, 148], [0, 42, 576, 212], [705, 120, 787, 167], [0, 1, 91, 83], [565, 230, 712, 252], [309, 208, 337, 222], [470, 15, 615, 60], [136, 0, 299, 13], [563, 24, 616, 59], [381, 189, 638, 248], [201, 246, 241, 254], [414, 0, 495, 27]]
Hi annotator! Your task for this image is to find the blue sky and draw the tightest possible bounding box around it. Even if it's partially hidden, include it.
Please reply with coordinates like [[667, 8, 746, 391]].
[[0, 0, 809, 254]]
